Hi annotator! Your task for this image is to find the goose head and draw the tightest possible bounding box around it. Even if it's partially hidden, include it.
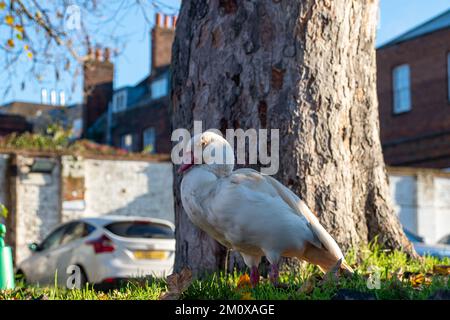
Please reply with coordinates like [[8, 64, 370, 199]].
[[178, 131, 235, 177]]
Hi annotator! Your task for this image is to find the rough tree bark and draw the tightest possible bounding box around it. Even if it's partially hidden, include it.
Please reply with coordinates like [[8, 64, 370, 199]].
[[171, 0, 415, 275]]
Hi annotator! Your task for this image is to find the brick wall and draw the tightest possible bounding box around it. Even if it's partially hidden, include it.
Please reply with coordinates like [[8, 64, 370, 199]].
[[0, 114, 31, 136], [83, 49, 114, 136], [110, 100, 172, 154], [377, 28, 450, 168], [151, 13, 176, 70]]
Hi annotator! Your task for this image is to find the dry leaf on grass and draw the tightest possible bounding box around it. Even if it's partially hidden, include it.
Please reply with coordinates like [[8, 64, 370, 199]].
[[433, 265, 450, 276], [297, 276, 318, 294], [240, 292, 255, 300], [236, 273, 252, 290], [235, 274, 255, 300], [159, 267, 193, 300], [409, 273, 432, 288]]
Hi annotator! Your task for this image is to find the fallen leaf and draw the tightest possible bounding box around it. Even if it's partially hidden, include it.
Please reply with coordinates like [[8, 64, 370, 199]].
[[410, 273, 431, 288], [7, 39, 14, 48], [0, 2, 6, 10], [240, 292, 254, 300], [433, 265, 450, 276], [298, 276, 317, 294], [159, 267, 193, 300], [236, 273, 251, 290]]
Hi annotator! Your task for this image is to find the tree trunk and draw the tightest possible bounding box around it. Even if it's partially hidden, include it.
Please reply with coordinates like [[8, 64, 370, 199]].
[[171, 0, 414, 275]]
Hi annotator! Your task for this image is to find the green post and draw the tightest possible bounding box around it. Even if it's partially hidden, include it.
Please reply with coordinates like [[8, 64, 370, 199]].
[[0, 223, 15, 290]]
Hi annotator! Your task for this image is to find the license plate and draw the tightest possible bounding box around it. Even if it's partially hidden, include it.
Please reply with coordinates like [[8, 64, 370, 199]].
[[133, 250, 167, 260]]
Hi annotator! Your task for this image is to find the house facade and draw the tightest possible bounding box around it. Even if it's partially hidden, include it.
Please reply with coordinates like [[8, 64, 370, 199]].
[[87, 13, 175, 154], [1, 13, 175, 155], [0, 101, 82, 136], [377, 9, 450, 169], [0, 113, 31, 136]]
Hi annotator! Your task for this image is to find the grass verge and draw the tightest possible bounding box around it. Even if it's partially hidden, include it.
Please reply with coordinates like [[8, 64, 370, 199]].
[[1, 243, 449, 300]]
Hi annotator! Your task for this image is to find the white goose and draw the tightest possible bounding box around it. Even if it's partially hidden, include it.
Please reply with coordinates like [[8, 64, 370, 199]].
[[179, 131, 353, 286]]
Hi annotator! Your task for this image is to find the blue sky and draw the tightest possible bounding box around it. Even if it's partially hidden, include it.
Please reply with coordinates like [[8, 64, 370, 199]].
[[1, 0, 449, 105]]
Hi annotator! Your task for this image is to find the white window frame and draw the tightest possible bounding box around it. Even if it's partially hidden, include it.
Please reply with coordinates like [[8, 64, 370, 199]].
[[151, 74, 169, 100], [71, 118, 83, 139], [120, 133, 134, 151], [113, 90, 127, 113], [392, 64, 411, 114]]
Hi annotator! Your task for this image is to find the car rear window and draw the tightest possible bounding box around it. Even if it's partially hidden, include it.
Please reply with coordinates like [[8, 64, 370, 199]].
[[105, 221, 174, 239]]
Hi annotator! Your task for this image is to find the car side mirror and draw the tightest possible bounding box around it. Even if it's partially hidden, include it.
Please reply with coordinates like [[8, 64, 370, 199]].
[[28, 242, 40, 252]]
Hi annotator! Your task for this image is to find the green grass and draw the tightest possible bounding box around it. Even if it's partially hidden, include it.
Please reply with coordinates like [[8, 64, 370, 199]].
[[1, 244, 449, 300]]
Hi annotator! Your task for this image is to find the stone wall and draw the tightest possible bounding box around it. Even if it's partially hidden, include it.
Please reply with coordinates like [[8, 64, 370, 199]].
[[61, 157, 174, 223], [13, 155, 61, 262]]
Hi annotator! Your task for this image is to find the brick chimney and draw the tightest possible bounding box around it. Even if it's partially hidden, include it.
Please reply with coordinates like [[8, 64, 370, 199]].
[[82, 46, 114, 139], [151, 13, 176, 71]]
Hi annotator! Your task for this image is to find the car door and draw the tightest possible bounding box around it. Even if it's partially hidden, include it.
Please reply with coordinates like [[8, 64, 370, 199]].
[[50, 222, 93, 286], [29, 225, 67, 285]]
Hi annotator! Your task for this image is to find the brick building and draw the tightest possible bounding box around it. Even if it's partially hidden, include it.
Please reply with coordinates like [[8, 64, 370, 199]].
[[1, 13, 175, 154], [377, 9, 450, 168], [87, 13, 175, 154], [0, 113, 31, 136], [83, 47, 114, 139], [0, 101, 82, 136]]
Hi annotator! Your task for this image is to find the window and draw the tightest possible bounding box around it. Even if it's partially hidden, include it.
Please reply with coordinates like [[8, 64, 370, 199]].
[[392, 64, 411, 114], [59, 91, 66, 106], [143, 127, 156, 154], [151, 75, 169, 100], [50, 90, 57, 106], [71, 118, 83, 139], [61, 222, 95, 245], [39, 225, 66, 251], [113, 90, 127, 113], [105, 221, 174, 239], [120, 133, 134, 151], [447, 53, 450, 102]]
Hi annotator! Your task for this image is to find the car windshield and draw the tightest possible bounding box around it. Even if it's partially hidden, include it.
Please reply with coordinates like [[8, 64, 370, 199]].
[[105, 221, 174, 239]]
